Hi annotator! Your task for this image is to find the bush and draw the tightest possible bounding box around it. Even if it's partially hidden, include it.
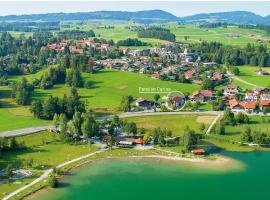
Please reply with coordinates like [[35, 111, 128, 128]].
[[48, 174, 58, 188]]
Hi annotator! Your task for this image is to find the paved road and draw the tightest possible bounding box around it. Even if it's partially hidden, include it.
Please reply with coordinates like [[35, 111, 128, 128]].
[[2, 149, 106, 200], [0, 125, 54, 137]]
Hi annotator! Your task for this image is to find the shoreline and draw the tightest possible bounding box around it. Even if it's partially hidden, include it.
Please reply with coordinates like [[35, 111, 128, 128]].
[[23, 152, 244, 200]]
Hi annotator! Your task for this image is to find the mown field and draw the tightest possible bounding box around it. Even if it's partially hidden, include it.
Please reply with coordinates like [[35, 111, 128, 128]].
[[0, 87, 49, 132], [125, 114, 216, 136], [9, 69, 200, 110], [1, 69, 200, 131], [237, 65, 270, 88]]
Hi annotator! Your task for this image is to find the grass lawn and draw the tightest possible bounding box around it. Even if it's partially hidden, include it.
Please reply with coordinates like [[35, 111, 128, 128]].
[[225, 116, 270, 137], [237, 65, 270, 88], [0, 131, 98, 199], [9, 69, 200, 111], [0, 87, 49, 133], [206, 116, 270, 152], [204, 138, 254, 152], [0, 131, 98, 169], [125, 114, 216, 136]]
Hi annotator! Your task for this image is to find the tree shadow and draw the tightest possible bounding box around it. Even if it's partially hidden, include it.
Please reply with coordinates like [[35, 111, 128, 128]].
[[58, 182, 71, 188]]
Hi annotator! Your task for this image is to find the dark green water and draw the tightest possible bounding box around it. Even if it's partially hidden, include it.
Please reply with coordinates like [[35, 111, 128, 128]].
[[36, 152, 270, 200]]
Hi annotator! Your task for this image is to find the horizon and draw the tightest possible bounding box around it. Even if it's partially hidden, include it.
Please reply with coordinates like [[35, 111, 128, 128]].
[[0, 1, 270, 17]]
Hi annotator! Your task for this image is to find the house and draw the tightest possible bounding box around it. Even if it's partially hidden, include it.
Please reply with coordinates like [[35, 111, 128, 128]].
[[203, 62, 217, 67], [184, 69, 196, 79], [189, 90, 213, 103], [120, 47, 130, 55], [191, 149, 205, 155], [133, 138, 144, 145], [69, 46, 83, 54], [229, 99, 245, 112], [244, 93, 259, 101], [135, 98, 154, 110], [101, 44, 110, 51], [224, 85, 240, 97], [254, 87, 266, 95], [257, 69, 269, 75], [211, 72, 224, 81], [168, 94, 185, 108], [116, 141, 133, 148], [151, 73, 161, 79]]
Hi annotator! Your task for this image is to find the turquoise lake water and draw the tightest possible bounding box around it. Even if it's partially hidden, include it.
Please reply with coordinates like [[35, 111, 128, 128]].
[[36, 151, 270, 200]]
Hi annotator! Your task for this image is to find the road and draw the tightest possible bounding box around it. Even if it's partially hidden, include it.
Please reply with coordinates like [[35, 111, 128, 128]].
[[2, 149, 106, 200], [0, 125, 54, 137]]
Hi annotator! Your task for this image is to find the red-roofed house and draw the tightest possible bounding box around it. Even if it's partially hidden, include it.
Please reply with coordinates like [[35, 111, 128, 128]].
[[101, 44, 110, 51], [151, 73, 160, 79], [211, 72, 224, 81], [190, 90, 213, 103], [184, 69, 196, 79], [133, 138, 144, 145]]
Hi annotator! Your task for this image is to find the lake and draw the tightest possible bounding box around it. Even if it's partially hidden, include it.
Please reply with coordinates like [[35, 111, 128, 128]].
[[34, 151, 270, 200]]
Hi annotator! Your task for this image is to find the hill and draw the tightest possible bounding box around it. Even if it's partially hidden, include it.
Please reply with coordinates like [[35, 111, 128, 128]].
[[182, 11, 266, 25], [0, 10, 179, 23]]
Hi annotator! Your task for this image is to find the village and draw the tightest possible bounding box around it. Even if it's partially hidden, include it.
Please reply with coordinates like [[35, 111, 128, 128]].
[[43, 38, 270, 114]]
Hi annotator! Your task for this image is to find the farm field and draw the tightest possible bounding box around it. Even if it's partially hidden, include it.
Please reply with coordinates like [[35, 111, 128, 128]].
[[237, 65, 270, 88], [125, 114, 216, 136], [169, 24, 270, 47], [60, 21, 270, 47]]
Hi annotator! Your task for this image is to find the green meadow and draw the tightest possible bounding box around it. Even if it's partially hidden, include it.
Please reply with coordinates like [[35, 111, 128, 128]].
[[0, 87, 49, 132], [237, 65, 270, 88], [9, 69, 200, 110], [125, 114, 216, 136]]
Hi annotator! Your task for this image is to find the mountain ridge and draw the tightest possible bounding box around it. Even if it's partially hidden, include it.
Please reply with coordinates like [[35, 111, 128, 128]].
[[0, 10, 270, 25]]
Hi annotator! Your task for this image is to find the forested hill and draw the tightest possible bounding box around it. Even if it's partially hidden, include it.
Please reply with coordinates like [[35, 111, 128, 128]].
[[0, 10, 179, 23], [1, 10, 270, 25], [182, 11, 268, 25]]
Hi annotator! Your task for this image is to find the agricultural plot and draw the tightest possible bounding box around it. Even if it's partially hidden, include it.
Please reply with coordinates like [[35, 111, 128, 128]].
[[125, 114, 216, 136]]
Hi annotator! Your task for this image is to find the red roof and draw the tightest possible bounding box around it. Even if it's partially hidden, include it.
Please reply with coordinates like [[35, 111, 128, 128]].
[[259, 100, 270, 106], [151, 74, 160, 79], [239, 101, 256, 109], [191, 149, 205, 154], [133, 138, 144, 144], [229, 99, 240, 108], [192, 90, 213, 97], [185, 69, 196, 79], [212, 72, 224, 81]]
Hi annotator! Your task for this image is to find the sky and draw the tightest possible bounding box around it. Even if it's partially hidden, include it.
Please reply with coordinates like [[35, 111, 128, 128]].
[[0, 1, 270, 17]]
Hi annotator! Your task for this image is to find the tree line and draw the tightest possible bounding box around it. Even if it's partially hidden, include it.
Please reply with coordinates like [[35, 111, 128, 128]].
[[116, 38, 147, 46], [190, 41, 270, 67], [137, 27, 176, 42]]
